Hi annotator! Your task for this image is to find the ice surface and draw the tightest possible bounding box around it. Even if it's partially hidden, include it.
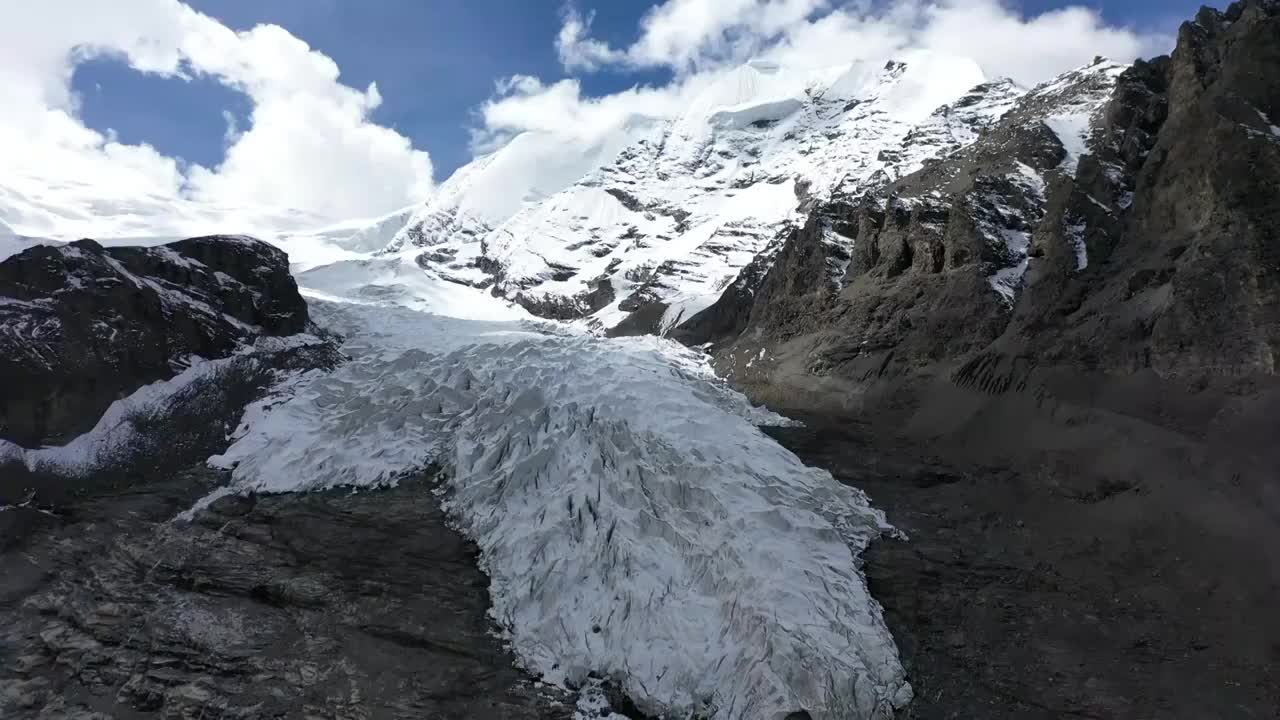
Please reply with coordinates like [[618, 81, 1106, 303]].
[[710, 98, 806, 129], [203, 294, 911, 719], [295, 249, 529, 322]]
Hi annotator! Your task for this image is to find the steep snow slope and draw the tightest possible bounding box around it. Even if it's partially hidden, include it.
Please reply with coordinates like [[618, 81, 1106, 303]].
[[396, 52, 1027, 332], [295, 248, 527, 322], [270, 206, 418, 271], [382, 122, 666, 282], [205, 297, 912, 720]]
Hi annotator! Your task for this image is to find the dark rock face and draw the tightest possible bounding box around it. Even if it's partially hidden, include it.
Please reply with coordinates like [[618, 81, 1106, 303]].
[[1008, 1, 1280, 378], [686, 56, 1118, 396], [0, 468, 571, 720], [507, 275, 616, 322], [0, 236, 310, 446]]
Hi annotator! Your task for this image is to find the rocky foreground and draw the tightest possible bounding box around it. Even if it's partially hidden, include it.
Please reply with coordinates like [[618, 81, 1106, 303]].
[[768, 417, 1280, 719], [0, 469, 571, 719]]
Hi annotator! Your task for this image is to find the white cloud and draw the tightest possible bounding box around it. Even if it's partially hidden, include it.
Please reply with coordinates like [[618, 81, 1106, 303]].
[[472, 74, 705, 153], [559, 0, 828, 73], [485, 0, 1171, 157], [557, 0, 1170, 83], [556, 10, 626, 71], [0, 0, 432, 239], [912, 2, 1164, 86], [0, 0, 1178, 240]]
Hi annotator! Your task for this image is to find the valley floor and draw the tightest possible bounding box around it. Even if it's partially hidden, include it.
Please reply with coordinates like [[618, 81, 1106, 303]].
[[767, 416, 1280, 719], [5, 401, 1278, 719], [0, 468, 572, 719]]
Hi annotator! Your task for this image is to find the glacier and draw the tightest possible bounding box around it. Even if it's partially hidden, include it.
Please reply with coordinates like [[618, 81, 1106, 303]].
[[204, 275, 913, 718]]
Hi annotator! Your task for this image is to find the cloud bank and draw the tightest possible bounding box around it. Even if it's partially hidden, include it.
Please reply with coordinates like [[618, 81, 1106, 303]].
[[482, 0, 1172, 149], [0, 0, 432, 238]]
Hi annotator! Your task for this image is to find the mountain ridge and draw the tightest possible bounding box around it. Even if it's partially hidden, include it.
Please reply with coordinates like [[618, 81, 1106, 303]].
[[388, 49, 1040, 332]]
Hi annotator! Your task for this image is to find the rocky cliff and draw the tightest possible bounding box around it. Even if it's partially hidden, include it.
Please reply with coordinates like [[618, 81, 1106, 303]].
[[0, 235, 344, 508]]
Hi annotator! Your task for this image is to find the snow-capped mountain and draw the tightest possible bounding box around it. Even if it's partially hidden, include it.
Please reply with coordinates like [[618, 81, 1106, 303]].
[[0, 50, 1127, 342], [389, 51, 1034, 334]]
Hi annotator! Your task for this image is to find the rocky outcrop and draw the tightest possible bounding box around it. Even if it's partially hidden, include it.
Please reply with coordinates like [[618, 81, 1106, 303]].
[[0, 335, 343, 507], [1004, 1, 1280, 378], [0, 236, 310, 447]]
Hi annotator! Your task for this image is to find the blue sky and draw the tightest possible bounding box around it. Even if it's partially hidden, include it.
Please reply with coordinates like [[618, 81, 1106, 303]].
[[71, 0, 1201, 183], [73, 0, 671, 178]]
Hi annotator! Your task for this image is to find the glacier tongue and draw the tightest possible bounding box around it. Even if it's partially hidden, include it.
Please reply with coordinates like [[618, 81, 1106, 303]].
[[207, 297, 911, 719]]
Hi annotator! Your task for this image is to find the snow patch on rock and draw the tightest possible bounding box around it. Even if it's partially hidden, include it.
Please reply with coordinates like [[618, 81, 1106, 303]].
[[1, 335, 325, 476], [1045, 113, 1092, 174]]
